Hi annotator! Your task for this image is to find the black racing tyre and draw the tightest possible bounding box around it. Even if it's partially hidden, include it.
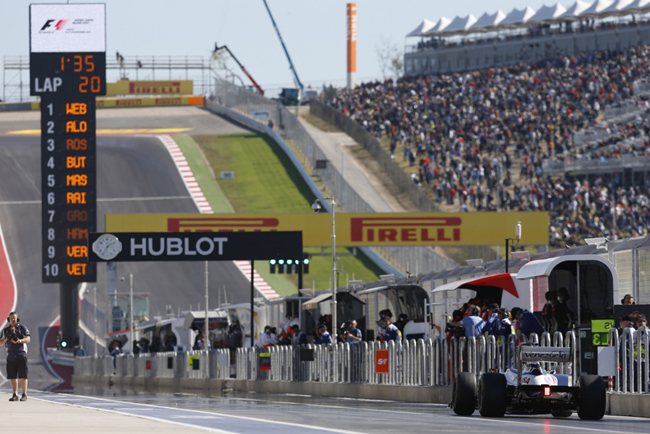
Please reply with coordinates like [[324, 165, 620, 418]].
[[452, 372, 477, 416], [551, 409, 572, 418], [478, 373, 507, 417], [577, 375, 606, 420]]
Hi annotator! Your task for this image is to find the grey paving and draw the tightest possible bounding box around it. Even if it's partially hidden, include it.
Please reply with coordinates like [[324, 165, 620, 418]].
[[6, 388, 650, 434]]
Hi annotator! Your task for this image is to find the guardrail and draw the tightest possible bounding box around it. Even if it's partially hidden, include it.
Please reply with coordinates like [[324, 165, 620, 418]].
[[75, 331, 589, 391], [610, 326, 650, 393], [75, 327, 650, 396]]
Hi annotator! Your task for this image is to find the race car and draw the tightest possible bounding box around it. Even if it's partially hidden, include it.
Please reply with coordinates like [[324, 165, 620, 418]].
[[451, 345, 606, 420]]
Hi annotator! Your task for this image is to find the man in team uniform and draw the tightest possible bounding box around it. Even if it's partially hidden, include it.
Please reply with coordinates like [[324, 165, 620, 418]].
[[0, 312, 31, 401]]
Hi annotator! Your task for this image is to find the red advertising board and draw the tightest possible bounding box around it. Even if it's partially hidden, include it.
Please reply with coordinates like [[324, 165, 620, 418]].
[[375, 349, 389, 374]]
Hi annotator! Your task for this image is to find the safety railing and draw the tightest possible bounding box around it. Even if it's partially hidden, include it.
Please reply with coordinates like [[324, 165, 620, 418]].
[[615, 326, 649, 393], [73, 329, 650, 394], [210, 348, 232, 380]]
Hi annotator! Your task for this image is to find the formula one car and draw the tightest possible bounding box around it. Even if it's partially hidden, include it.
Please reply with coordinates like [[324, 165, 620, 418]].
[[451, 345, 606, 420]]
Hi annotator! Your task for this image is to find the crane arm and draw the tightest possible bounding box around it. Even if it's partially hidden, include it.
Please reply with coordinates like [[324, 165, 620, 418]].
[[214, 43, 265, 96], [261, 0, 304, 92]]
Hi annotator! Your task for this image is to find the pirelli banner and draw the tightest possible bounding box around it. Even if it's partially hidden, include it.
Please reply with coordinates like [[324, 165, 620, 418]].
[[106, 79, 193, 96], [105, 212, 549, 247]]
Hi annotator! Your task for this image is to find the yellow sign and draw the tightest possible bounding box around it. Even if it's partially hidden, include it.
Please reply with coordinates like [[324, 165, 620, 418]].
[[107, 79, 194, 96], [106, 212, 549, 247], [591, 319, 615, 346]]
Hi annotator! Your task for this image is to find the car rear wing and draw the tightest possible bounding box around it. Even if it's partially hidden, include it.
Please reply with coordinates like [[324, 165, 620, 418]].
[[516, 345, 574, 387], [519, 346, 572, 363]]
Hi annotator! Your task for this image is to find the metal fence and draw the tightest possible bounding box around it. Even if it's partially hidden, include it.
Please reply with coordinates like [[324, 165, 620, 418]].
[[76, 331, 595, 391], [76, 327, 650, 395], [208, 79, 457, 275], [609, 326, 650, 393]]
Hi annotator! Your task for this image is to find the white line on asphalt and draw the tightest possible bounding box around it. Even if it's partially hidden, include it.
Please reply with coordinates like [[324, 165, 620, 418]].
[[31, 396, 236, 434], [461, 415, 629, 433], [37, 393, 370, 434]]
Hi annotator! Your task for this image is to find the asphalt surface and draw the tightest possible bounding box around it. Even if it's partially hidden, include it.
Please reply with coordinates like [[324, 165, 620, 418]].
[[3, 387, 649, 434], [0, 107, 254, 388]]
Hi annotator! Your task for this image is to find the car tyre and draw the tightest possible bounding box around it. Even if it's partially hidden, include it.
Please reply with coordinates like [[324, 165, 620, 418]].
[[478, 373, 507, 417], [551, 409, 572, 418], [577, 374, 606, 420], [452, 372, 477, 416]]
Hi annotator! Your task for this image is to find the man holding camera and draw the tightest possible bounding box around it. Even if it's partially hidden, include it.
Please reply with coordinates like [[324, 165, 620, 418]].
[[0, 312, 30, 401]]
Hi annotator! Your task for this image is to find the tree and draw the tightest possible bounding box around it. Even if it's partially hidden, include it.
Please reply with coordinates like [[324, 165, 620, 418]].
[[376, 36, 404, 80]]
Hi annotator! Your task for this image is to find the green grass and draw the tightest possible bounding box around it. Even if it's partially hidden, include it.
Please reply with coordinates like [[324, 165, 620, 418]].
[[173, 135, 233, 213], [192, 133, 383, 296]]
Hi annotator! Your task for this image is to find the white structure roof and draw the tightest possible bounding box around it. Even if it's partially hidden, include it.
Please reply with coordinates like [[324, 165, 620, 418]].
[[516, 255, 616, 279], [407, 18, 436, 37], [502, 6, 537, 26], [442, 14, 478, 33], [624, 0, 650, 12], [473, 10, 507, 30], [424, 16, 452, 35], [603, 0, 635, 15], [561, 0, 593, 18], [583, 0, 615, 15], [409, 0, 650, 38], [530, 3, 568, 21]]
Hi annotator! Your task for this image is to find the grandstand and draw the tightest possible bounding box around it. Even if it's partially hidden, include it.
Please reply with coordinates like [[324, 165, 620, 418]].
[[405, 0, 650, 75], [322, 2, 650, 249]]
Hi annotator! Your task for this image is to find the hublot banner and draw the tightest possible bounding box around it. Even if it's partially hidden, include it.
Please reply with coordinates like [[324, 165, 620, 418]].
[[88, 231, 302, 262]]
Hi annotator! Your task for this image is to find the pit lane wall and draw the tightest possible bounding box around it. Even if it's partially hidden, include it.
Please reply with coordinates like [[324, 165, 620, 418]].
[[73, 373, 650, 417]]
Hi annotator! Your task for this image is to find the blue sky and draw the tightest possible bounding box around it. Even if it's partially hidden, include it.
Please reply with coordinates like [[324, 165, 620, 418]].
[[1, 1, 557, 97]]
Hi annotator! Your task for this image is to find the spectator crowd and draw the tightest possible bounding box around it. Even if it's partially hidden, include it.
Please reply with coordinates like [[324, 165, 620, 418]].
[[327, 45, 650, 247]]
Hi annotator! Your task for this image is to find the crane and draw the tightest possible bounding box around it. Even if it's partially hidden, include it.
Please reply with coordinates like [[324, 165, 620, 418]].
[[262, 0, 304, 105], [213, 43, 265, 96]]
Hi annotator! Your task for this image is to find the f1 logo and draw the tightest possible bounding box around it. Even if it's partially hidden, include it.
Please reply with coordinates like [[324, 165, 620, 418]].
[[40, 19, 66, 31]]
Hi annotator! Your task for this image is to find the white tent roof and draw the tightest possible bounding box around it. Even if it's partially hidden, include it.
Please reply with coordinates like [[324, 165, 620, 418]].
[[408, 0, 650, 38], [424, 16, 452, 35], [623, 0, 650, 12], [530, 3, 568, 21], [583, 0, 615, 15], [502, 6, 537, 25], [473, 10, 507, 29], [603, 0, 636, 15], [407, 18, 436, 37], [442, 14, 478, 33], [561, 0, 594, 18]]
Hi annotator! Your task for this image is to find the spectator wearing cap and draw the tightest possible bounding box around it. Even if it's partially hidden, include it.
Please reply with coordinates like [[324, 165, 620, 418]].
[[482, 303, 501, 335], [380, 315, 401, 343], [315, 325, 332, 345], [511, 307, 544, 341]]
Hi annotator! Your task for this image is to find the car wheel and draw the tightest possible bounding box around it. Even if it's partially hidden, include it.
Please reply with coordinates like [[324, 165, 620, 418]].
[[478, 373, 507, 417], [577, 375, 606, 420], [452, 372, 477, 416], [551, 409, 572, 418]]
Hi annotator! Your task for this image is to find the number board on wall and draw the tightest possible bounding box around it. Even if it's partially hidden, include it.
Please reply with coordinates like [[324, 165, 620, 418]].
[[29, 4, 106, 283]]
